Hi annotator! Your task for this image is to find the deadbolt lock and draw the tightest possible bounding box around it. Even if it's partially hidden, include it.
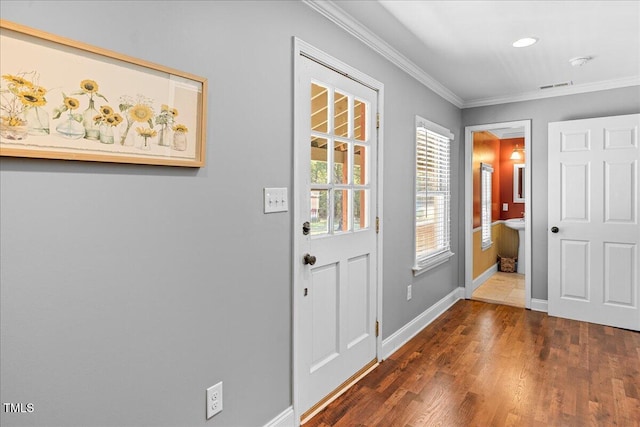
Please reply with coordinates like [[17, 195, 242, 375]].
[[302, 221, 311, 235]]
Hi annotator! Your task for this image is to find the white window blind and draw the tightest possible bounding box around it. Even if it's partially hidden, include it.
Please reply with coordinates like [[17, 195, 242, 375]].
[[481, 163, 494, 250], [414, 116, 454, 272]]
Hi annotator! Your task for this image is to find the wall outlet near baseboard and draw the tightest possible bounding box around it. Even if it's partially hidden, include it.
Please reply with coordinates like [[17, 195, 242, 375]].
[[206, 381, 223, 419], [407, 284, 412, 301]]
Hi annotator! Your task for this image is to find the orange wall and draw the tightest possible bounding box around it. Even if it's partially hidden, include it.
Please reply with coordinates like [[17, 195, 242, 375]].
[[499, 138, 525, 220], [472, 131, 501, 228]]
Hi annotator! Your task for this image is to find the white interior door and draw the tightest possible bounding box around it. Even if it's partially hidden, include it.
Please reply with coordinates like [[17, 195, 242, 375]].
[[295, 55, 378, 418], [548, 114, 639, 331]]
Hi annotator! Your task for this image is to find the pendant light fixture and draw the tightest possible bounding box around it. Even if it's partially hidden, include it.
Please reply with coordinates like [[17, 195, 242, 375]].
[[510, 144, 523, 160]]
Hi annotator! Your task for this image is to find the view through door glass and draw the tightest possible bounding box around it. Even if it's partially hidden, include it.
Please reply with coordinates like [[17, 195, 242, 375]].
[[310, 83, 369, 236]]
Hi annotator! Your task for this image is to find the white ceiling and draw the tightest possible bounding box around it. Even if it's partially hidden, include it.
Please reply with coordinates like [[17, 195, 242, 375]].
[[310, 0, 640, 108]]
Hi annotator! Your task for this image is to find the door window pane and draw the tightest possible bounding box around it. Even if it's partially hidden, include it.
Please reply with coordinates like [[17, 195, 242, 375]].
[[311, 190, 329, 236], [311, 137, 328, 184], [309, 81, 372, 236], [354, 144, 366, 185], [334, 141, 348, 184], [334, 91, 348, 137], [311, 83, 328, 133], [354, 190, 368, 231], [334, 189, 350, 233], [354, 99, 366, 141]]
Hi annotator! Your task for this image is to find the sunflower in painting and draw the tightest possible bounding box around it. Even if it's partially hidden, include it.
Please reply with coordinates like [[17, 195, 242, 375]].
[[129, 104, 154, 123], [0, 71, 48, 128], [64, 97, 80, 110], [93, 104, 122, 128], [51, 93, 83, 124], [80, 80, 98, 94], [73, 79, 107, 104], [117, 94, 154, 145], [136, 127, 157, 138], [100, 105, 114, 116], [136, 126, 157, 150], [18, 91, 47, 107], [3, 74, 33, 87]]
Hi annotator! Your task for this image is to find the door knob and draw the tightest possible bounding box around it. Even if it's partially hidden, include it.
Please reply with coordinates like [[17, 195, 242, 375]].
[[303, 254, 316, 265], [550, 226, 559, 233]]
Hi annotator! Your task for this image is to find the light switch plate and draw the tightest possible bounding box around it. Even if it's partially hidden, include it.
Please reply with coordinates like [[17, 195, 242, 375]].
[[264, 188, 288, 213], [502, 203, 509, 211]]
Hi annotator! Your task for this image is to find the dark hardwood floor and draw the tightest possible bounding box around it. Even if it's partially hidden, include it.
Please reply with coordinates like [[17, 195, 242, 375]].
[[304, 300, 640, 427]]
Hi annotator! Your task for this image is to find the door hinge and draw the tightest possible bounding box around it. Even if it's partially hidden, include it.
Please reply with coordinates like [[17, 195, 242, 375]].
[[376, 113, 380, 129], [376, 216, 380, 234], [375, 320, 379, 337]]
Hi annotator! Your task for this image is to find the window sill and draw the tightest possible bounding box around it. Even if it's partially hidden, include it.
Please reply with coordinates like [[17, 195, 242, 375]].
[[413, 251, 454, 276]]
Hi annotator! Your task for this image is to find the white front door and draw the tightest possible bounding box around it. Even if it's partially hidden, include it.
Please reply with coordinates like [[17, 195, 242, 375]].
[[548, 114, 639, 331], [295, 55, 378, 417]]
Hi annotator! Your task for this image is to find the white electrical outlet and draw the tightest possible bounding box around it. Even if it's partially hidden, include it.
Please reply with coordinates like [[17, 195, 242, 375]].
[[407, 284, 412, 301], [206, 382, 223, 419]]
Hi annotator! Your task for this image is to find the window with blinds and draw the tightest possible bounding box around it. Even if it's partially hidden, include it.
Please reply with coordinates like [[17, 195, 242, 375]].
[[481, 163, 494, 250], [414, 116, 454, 273]]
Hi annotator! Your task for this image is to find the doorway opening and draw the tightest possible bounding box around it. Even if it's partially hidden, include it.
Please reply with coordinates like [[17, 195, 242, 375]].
[[464, 121, 531, 309]]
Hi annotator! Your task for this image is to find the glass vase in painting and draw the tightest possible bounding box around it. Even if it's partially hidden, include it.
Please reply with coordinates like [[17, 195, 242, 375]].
[[26, 106, 50, 135], [172, 131, 187, 151], [56, 113, 85, 139], [82, 99, 100, 140], [99, 124, 114, 144], [157, 125, 172, 147]]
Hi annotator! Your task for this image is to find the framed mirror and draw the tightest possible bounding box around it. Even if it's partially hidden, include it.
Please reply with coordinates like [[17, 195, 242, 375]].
[[513, 163, 525, 203]]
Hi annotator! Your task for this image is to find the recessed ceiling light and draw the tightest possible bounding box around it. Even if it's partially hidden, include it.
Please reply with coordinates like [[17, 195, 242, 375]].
[[512, 37, 538, 48]]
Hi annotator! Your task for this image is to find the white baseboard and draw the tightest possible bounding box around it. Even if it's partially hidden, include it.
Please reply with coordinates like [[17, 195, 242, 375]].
[[382, 287, 464, 360], [263, 406, 295, 427], [472, 262, 498, 293], [530, 298, 548, 312]]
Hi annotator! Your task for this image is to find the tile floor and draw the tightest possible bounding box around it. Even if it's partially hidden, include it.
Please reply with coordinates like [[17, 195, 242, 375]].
[[471, 272, 525, 308]]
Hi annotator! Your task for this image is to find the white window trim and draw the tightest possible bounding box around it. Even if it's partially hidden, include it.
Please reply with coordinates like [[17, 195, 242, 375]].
[[413, 116, 454, 275], [480, 163, 493, 250], [413, 250, 454, 276]]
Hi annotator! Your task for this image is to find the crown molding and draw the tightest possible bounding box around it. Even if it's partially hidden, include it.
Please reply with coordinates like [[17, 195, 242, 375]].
[[304, 0, 640, 110], [462, 76, 640, 109], [302, 0, 464, 108]]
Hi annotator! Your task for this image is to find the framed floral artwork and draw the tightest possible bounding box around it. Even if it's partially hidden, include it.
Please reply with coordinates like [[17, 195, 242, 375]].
[[0, 19, 207, 167]]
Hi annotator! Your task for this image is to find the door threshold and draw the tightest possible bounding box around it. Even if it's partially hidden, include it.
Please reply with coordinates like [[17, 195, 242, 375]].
[[300, 358, 378, 424]]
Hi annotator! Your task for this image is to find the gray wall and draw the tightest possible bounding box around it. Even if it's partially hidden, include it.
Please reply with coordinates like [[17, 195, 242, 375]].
[[0, 1, 461, 426], [462, 86, 640, 300]]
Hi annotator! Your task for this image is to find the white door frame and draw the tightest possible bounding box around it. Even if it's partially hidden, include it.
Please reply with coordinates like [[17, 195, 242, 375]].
[[292, 38, 384, 423], [464, 120, 532, 309]]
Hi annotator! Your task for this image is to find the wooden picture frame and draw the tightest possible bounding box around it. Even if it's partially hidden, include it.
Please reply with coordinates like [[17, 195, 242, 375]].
[[0, 19, 207, 167]]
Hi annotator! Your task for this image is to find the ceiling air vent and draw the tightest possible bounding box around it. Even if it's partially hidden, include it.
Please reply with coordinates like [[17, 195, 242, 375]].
[[540, 81, 573, 90]]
